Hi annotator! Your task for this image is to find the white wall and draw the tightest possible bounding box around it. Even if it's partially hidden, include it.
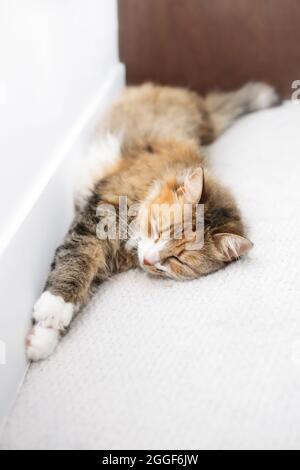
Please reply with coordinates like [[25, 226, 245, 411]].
[[0, 0, 120, 254], [0, 0, 124, 428]]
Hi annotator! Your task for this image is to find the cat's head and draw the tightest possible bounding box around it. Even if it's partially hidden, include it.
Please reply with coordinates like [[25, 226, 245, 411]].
[[135, 167, 253, 280]]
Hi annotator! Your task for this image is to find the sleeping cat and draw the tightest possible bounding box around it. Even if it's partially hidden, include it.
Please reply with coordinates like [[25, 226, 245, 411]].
[[26, 82, 280, 361]]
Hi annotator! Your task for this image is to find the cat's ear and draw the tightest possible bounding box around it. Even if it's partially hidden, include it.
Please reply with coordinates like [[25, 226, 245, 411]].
[[213, 233, 253, 262], [182, 168, 204, 204]]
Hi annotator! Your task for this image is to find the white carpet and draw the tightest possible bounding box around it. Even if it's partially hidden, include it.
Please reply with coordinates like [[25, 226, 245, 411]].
[[1, 102, 300, 450]]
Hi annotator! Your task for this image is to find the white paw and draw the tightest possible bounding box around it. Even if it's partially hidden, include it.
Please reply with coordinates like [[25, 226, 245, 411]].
[[26, 325, 60, 362], [247, 82, 281, 111], [33, 291, 74, 330]]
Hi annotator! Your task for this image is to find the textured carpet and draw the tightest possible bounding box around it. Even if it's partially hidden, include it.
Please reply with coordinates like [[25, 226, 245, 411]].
[[1, 102, 300, 450]]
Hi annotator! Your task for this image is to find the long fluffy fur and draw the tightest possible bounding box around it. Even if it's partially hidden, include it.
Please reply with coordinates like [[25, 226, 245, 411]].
[[27, 82, 280, 361]]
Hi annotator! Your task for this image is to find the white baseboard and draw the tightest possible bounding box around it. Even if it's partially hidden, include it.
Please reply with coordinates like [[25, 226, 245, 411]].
[[0, 63, 125, 431]]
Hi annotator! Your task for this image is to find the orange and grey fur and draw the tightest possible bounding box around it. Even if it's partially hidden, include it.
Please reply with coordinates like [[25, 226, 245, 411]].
[[26, 82, 280, 361]]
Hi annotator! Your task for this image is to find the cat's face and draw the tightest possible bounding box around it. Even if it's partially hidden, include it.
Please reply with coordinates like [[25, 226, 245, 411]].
[[135, 168, 253, 280]]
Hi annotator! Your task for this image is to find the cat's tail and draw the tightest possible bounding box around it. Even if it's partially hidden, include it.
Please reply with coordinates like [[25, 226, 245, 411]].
[[204, 82, 281, 140]]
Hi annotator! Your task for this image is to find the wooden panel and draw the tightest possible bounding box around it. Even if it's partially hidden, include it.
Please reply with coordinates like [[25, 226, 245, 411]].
[[118, 0, 300, 96]]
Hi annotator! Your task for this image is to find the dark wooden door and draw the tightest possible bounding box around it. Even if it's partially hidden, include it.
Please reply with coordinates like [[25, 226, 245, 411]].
[[118, 0, 300, 96]]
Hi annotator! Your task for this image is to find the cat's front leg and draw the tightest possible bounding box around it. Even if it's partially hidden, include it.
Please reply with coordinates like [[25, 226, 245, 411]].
[[26, 213, 109, 361], [26, 292, 76, 362]]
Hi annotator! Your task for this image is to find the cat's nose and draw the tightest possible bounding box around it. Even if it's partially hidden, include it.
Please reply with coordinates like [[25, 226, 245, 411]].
[[142, 250, 160, 266]]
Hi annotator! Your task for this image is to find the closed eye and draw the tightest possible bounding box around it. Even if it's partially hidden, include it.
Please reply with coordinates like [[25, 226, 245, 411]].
[[167, 256, 186, 266], [168, 254, 199, 278]]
